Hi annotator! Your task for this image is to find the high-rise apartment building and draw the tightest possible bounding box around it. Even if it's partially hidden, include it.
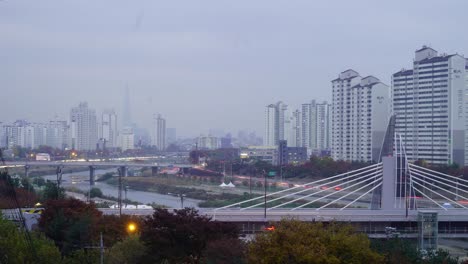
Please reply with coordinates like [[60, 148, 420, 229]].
[[46, 120, 69, 149], [101, 110, 118, 148], [331, 70, 390, 162], [264, 101, 287, 146], [166, 128, 177, 145], [197, 135, 220, 150], [70, 102, 98, 151], [120, 126, 134, 151], [4, 120, 28, 149], [285, 109, 301, 147], [301, 100, 331, 153], [151, 114, 166, 151], [392, 46, 468, 165]]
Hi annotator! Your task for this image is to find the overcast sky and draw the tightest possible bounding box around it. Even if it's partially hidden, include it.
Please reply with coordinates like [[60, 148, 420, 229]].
[[1, 0, 467, 137]]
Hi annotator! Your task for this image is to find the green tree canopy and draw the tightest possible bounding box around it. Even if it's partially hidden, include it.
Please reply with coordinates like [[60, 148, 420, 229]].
[[140, 208, 243, 264], [38, 198, 102, 255], [247, 219, 384, 264], [0, 213, 61, 264]]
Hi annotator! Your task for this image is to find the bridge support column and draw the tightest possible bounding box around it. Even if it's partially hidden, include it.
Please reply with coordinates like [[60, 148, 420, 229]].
[[24, 165, 30, 178], [117, 166, 128, 217], [381, 156, 397, 210], [56, 166, 63, 189], [151, 166, 158, 176], [118, 166, 127, 177], [89, 166, 95, 186]]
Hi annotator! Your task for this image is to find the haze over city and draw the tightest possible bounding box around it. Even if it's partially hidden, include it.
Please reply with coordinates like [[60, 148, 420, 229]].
[[1, 0, 467, 137]]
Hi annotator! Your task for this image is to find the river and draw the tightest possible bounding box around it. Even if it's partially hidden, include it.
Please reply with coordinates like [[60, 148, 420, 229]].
[[41, 169, 201, 208]]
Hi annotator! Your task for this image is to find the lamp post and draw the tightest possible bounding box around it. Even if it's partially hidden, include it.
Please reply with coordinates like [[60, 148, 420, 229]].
[[168, 192, 186, 208], [263, 169, 267, 221]]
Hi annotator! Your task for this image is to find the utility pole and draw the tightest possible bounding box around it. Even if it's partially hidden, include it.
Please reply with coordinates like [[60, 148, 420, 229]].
[[263, 169, 267, 221], [100, 232, 104, 264]]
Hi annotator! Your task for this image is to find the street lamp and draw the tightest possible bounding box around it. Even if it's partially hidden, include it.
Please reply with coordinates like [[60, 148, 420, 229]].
[[263, 169, 267, 221], [168, 192, 186, 208], [127, 222, 137, 233]]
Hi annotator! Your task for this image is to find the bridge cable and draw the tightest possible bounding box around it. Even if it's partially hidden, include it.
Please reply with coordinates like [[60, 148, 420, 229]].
[[214, 162, 382, 210], [410, 181, 447, 210], [409, 164, 468, 185], [340, 182, 383, 210], [409, 167, 468, 195], [242, 167, 383, 210], [411, 178, 465, 209], [317, 176, 383, 210], [270, 170, 382, 210], [411, 175, 467, 209], [291, 174, 383, 210]]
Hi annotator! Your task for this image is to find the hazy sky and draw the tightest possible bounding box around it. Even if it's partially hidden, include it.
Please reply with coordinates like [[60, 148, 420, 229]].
[[1, 0, 467, 137]]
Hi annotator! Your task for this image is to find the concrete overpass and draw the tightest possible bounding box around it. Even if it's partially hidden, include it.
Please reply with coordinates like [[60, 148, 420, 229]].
[[1, 161, 195, 186]]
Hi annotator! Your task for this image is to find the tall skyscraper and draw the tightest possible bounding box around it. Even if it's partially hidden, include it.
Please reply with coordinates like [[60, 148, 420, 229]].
[[122, 86, 132, 128], [392, 46, 468, 165], [264, 101, 287, 146], [331, 70, 390, 162], [151, 114, 166, 151], [101, 109, 118, 148], [70, 102, 98, 151]]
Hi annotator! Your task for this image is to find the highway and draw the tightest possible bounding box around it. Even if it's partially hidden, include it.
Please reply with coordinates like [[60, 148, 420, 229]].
[[1, 161, 193, 168]]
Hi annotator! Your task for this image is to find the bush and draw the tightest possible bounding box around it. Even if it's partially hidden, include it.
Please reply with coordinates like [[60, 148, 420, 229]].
[[256, 181, 263, 188], [89, 187, 103, 198]]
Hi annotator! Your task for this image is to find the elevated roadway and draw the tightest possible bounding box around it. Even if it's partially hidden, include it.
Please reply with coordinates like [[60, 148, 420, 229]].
[[1, 161, 193, 168]]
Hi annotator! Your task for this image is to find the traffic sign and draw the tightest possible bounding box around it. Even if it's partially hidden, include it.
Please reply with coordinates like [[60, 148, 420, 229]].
[[268, 171, 276, 177]]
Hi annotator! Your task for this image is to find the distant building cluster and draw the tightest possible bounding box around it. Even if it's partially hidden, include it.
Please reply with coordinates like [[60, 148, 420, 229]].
[[263, 46, 468, 166], [0, 102, 173, 152], [264, 100, 332, 156]]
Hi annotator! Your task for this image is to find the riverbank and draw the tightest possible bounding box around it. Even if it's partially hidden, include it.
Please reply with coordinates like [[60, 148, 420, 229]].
[[104, 174, 352, 208]]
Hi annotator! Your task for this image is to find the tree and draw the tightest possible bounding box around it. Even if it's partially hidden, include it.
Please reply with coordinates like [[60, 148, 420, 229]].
[[371, 238, 419, 264], [88, 187, 103, 198], [247, 219, 384, 264], [105, 235, 147, 264], [372, 238, 459, 264], [41, 181, 65, 200], [0, 213, 62, 264], [140, 208, 242, 264], [38, 198, 102, 255]]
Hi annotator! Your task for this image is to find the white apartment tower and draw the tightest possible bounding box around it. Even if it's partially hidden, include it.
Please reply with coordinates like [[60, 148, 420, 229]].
[[120, 126, 134, 151], [331, 70, 390, 162], [70, 102, 98, 151], [46, 120, 69, 149], [101, 110, 118, 148], [392, 46, 468, 165], [285, 109, 301, 147], [151, 114, 166, 151], [264, 101, 287, 146], [301, 100, 331, 153]]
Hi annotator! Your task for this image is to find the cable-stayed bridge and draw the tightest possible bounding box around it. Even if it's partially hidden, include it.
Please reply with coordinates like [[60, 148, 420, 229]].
[[208, 130, 468, 249]]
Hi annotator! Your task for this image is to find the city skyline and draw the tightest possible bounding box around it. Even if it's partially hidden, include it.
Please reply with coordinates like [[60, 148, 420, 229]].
[[1, 1, 467, 137]]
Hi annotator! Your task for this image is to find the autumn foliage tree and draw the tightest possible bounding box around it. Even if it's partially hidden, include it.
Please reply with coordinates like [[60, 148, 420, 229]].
[[38, 198, 102, 255], [248, 219, 384, 264], [140, 208, 244, 264]]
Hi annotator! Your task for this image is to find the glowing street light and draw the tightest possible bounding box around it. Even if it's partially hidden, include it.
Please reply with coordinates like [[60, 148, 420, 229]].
[[127, 223, 137, 233]]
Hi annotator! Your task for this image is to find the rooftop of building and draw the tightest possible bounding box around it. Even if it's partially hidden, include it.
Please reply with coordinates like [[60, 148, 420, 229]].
[[415, 45, 437, 53], [393, 69, 414, 77], [416, 54, 454, 64]]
